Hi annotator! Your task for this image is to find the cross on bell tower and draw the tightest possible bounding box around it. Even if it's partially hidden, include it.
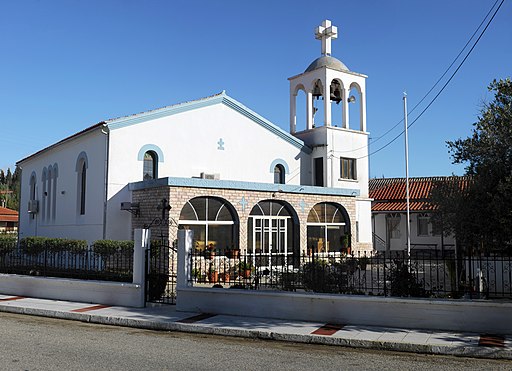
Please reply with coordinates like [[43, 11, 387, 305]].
[[315, 20, 338, 56]]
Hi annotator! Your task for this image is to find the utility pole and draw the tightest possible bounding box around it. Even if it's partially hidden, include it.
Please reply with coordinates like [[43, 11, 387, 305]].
[[403, 93, 411, 260]]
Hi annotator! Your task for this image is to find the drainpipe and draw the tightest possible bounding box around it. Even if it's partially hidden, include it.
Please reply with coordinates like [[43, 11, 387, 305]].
[[101, 125, 110, 240]]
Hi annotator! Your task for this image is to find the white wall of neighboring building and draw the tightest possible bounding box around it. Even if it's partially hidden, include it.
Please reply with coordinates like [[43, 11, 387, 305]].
[[372, 212, 456, 252], [18, 127, 107, 243]]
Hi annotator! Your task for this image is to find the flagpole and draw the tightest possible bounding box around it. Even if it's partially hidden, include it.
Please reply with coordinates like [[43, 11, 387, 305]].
[[403, 92, 411, 260]]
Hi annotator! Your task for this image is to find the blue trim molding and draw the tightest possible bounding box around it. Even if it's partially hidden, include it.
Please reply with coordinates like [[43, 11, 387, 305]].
[[129, 176, 360, 197], [137, 144, 164, 162], [269, 159, 290, 174], [106, 92, 312, 155]]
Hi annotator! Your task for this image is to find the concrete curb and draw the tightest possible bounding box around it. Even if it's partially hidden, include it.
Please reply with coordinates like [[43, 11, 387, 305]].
[[1, 304, 510, 360]]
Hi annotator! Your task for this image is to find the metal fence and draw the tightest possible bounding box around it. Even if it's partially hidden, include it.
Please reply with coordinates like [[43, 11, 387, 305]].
[[188, 249, 512, 299], [0, 244, 133, 282]]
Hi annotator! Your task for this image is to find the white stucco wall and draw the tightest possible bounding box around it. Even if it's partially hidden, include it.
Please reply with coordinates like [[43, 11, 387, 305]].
[[372, 212, 456, 251], [18, 127, 107, 243], [105, 102, 310, 240]]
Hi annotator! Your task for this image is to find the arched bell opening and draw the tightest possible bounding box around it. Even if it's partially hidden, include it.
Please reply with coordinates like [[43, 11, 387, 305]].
[[294, 85, 307, 132], [311, 79, 325, 127], [348, 83, 362, 131], [329, 79, 344, 127]]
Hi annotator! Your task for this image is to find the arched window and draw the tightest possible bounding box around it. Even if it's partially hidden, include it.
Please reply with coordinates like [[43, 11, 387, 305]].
[[41, 168, 47, 221], [76, 152, 88, 216], [247, 200, 297, 260], [307, 202, 350, 253], [52, 163, 58, 220], [143, 151, 158, 180], [47, 165, 53, 220], [274, 164, 285, 184], [178, 197, 238, 255], [80, 162, 86, 215], [29, 172, 37, 220]]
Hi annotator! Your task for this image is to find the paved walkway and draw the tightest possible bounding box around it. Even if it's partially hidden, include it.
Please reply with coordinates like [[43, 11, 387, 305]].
[[0, 294, 510, 360]]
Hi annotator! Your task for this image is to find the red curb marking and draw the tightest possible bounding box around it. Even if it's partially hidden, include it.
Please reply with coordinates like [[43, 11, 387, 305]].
[[177, 313, 217, 324], [312, 323, 345, 336], [0, 296, 25, 302], [71, 304, 111, 313], [479, 334, 505, 347]]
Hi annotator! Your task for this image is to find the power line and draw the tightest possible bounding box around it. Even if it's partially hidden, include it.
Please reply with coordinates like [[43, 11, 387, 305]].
[[369, 0, 501, 144], [358, 0, 505, 160], [333, 0, 502, 155]]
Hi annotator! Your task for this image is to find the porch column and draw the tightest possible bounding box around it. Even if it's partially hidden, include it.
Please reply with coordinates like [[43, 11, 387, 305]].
[[177, 229, 193, 291]]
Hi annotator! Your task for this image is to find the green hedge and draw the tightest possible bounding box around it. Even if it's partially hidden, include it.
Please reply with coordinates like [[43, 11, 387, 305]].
[[92, 240, 134, 257], [19, 236, 88, 256], [0, 235, 17, 255]]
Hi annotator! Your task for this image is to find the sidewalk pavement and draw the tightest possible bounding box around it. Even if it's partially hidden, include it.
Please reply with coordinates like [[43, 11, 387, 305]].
[[0, 294, 511, 360]]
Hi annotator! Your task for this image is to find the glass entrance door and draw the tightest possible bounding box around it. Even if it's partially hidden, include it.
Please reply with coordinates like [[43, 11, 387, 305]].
[[251, 216, 288, 256]]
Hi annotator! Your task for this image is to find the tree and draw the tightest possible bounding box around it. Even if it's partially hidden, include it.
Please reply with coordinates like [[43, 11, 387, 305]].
[[0, 166, 20, 211], [431, 78, 512, 254]]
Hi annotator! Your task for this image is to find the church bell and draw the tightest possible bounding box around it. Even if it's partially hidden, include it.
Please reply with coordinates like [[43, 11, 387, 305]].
[[312, 81, 323, 99], [330, 81, 342, 104]]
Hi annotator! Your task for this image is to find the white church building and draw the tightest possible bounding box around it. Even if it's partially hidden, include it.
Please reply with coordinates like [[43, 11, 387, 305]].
[[17, 20, 373, 256]]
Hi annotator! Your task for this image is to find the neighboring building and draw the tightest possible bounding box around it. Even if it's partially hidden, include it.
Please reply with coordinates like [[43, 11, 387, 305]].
[[0, 206, 18, 233], [17, 20, 373, 255], [369, 176, 469, 254]]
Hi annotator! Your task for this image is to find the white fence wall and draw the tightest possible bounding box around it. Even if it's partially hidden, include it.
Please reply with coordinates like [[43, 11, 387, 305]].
[[176, 229, 512, 335], [0, 229, 149, 307], [177, 287, 512, 335]]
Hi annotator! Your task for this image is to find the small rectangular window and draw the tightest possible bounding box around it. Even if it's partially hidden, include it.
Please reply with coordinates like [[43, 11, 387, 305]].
[[417, 215, 429, 236], [340, 157, 357, 180], [387, 215, 401, 239]]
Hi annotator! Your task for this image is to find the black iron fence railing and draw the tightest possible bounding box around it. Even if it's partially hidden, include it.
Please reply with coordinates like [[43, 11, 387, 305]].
[[189, 250, 512, 299], [0, 244, 133, 282]]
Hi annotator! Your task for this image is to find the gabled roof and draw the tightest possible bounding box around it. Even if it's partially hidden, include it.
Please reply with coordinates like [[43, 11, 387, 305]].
[[17, 92, 312, 164], [0, 206, 18, 223], [369, 176, 471, 212], [105, 91, 312, 154]]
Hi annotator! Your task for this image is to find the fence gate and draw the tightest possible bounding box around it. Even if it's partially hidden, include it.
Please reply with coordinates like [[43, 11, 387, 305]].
[[145, 239, 177, 305]]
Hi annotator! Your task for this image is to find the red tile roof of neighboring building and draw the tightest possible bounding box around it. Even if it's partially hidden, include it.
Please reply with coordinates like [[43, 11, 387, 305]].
[[0, 207, 18, 223], [369, 176, 471, 213]]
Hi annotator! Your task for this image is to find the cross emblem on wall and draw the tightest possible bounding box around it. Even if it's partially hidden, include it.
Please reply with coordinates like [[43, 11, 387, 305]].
[[217, 138, 225, 150], [315, 20, 338, 56], [239, 196, 248, 212], [299, 200, 307, 213]]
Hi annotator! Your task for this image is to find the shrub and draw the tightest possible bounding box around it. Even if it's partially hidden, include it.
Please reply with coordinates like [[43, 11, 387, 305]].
[[388, 260, 426, 297], [301, 260, 343, 293], [0, 235, 16, 255], [20, 236, 87, 255], [92, 240, 134, 258]]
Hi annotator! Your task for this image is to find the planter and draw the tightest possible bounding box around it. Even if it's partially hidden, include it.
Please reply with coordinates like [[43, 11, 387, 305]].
[[208, 271, 219, 283], [206, 251, 216, 260], [242, 269, 252, 279], [220, 272, 230, 283]]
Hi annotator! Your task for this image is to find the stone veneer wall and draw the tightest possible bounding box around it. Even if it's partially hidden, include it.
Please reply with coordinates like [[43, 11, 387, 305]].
[[132, 185, 372, 254]]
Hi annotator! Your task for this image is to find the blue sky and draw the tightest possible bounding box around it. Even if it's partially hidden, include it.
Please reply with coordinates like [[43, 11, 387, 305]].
[[1, 1, 510, 178]]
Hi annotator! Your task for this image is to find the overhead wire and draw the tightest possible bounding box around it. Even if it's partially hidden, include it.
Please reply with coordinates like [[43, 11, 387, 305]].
[[356, 0, 505, 160], [331, 0, 502, 155]]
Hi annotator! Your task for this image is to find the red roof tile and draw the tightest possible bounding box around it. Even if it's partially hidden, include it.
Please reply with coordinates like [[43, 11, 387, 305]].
[[0, 207, 18, 223], [369, 176, 471, 212]]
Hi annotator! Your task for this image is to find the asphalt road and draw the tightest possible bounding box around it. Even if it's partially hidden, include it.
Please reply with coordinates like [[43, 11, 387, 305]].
[[0, 312, 510, 371]]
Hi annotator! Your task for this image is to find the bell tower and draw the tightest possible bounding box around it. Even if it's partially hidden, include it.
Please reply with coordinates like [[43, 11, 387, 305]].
[[289, 20, 367, 133], [289, 20, 369, 196]]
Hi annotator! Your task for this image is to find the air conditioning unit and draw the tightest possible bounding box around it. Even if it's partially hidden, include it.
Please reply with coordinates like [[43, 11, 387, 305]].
[[28, 200, 39, 214], [200, 172, 220, 180]]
